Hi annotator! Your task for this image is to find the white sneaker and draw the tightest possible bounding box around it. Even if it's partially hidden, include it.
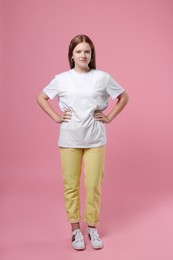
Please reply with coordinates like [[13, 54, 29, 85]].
[[87, 228, 104, 249], [72, 229, 85, 250]]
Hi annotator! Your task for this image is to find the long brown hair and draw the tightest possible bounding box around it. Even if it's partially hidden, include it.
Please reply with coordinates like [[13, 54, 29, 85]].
[[68, 35, 96, 69]]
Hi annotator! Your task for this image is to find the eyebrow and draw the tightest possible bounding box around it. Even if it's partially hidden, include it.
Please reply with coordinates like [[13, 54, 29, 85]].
[[75, 49, 91, 52]]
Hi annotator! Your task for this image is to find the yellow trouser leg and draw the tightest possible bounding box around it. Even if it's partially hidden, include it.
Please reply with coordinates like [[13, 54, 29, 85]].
[[60, 148, 83, 223], [83, 146, 105, 226]]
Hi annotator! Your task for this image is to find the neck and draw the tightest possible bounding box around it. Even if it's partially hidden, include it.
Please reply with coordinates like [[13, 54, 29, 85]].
[[73, 67, 91, 73]]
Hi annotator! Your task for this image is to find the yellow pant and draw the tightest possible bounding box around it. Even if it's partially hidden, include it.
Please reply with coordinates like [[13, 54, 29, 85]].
[[60, 146, 105, 226]]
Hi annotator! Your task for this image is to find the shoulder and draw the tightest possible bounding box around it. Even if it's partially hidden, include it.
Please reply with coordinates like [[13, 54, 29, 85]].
[[92, 69, 111, 81], [54, 70, 72, 80]]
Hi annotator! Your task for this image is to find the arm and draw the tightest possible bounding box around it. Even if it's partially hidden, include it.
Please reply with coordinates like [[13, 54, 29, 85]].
[[36, 91, 72, 123], [94, 91, 129, 123]]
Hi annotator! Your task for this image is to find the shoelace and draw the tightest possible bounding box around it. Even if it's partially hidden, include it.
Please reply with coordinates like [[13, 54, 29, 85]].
[[74, 230, 84, 243], [90, 229, 101, 241]]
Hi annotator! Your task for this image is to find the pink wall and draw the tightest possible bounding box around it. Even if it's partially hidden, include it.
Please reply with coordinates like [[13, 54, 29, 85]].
[[1, 0, 173, 259]]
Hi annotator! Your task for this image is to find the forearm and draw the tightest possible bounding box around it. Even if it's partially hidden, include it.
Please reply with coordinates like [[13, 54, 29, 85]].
[[106, 91, 129, 122], [37, 92, 59, 122], [94, 91, 129, 123], [37, 91, 72, 123]]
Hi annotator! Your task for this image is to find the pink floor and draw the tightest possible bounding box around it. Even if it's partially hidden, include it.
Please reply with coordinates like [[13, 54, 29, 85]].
[[1, 166, 173, 260]]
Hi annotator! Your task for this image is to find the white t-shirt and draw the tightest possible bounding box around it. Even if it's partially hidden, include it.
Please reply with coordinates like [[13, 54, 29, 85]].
[[43, 69, 125, 148]]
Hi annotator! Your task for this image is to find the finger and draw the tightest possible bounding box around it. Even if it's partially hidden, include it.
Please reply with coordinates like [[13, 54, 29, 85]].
[[62, 114, 72, 122], [64, 114, 72, 119], [95, 115, 104, 119], [64, 109, 72, 114], [62, 118, 71, 122], [94, 110, 102, 113], [94, 113, 102, 118], [64, 112, 72, 117]]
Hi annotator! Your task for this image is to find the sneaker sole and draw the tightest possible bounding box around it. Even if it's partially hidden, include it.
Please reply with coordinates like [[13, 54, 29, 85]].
[[72, 245, 86, 251], [90, 243, 104, 250]]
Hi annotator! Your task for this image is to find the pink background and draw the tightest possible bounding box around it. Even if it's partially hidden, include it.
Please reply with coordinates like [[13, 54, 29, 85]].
[[1, 0, 173, 259]]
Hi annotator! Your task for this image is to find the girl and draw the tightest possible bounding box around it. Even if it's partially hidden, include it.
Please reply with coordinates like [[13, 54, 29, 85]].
[[37, 35, 128, 250]]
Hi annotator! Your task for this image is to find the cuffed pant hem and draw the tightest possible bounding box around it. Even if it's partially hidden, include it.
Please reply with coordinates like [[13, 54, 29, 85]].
[[84, 219, 99, 226], [68, 218, 81, 224]]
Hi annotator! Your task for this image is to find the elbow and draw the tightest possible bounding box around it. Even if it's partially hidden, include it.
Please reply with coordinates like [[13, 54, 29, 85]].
[[36, 92, 44, 105], [119, 91, 129, 105], [36, 91, 49, 106], [124, 91, 129, 104], [36, 94, 41, 105]]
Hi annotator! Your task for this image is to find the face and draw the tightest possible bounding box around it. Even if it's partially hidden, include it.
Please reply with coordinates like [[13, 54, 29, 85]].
[[72, 42, 92, 72]]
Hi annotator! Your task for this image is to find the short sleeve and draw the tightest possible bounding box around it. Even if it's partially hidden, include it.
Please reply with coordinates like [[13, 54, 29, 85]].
[[43, 77, 59, 100], [107, 75, 125, 99]]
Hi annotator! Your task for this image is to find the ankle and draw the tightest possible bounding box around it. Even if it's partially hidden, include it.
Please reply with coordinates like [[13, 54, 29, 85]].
[[88, 225, 96, 229], [71, 222, 80, 232]]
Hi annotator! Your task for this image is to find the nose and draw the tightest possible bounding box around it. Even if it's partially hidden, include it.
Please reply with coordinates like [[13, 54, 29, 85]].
[[81, 52, 86, 58]]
